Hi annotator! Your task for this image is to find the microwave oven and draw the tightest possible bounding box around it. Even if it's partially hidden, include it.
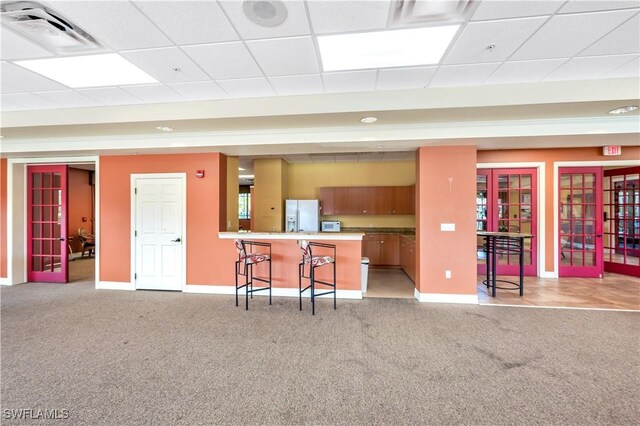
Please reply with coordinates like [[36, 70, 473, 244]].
[[321, 221, 341, 232]]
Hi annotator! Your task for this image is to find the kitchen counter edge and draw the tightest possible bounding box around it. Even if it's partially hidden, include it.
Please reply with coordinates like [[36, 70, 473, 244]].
[[219, 232, 364, 241]]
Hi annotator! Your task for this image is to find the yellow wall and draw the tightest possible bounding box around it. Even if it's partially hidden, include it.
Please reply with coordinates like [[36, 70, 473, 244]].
[[226, 156, 239, 231], [253, 158, 288, 231], [287, 162, 416, 228]]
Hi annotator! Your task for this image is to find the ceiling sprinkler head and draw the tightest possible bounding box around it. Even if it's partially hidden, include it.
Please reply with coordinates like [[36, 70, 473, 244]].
[[243, 1, 288, 28], [487, 44, 496, 51]]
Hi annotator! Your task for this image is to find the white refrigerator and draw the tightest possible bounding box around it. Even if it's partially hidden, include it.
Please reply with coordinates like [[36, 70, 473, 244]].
[[285, 199, 320, 232]]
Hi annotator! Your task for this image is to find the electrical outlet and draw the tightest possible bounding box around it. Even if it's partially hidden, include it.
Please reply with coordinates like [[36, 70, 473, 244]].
[[445, 270, 452, 279]]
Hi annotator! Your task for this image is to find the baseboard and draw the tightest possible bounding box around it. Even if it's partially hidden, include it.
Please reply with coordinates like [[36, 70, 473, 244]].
[[0, 277, 9, 286], [96, 281, 135, 291], [184, 284, 362, 300], [414, 289, 479, 304], [539, 271, 558, 278]]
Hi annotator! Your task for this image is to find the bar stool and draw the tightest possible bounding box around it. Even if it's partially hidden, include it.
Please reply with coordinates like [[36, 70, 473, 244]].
[[234, 240, 272, 310], [298, 240, 336, 315]]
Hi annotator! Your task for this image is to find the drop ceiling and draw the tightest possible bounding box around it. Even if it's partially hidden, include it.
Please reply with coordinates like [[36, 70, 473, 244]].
[[1, 0, 639, 157]]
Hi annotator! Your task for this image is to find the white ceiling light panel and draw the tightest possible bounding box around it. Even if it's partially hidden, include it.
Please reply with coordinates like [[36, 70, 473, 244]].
[[15, 54, 158, 88], [318, 26, 460, 71]]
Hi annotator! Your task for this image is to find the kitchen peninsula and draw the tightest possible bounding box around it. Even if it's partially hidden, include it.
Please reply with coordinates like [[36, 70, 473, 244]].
[[218, 231, 365, 298]]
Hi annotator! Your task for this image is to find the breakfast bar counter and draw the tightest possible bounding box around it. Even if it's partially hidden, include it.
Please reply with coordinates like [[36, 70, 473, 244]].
[[219, 232, 365, 297]]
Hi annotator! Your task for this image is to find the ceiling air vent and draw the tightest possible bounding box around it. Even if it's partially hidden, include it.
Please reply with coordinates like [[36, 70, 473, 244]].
[[391, 0, 477, 26], [1, 1, 102, 54]]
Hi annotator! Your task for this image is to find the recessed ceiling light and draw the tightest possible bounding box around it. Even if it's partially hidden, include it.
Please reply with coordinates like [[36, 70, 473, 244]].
[[608, 106, 638, 115], [318, 25, 460, 72], [14, 53, 157, 88], [360, 116, 378, 124], [156, 126, 174, 132]]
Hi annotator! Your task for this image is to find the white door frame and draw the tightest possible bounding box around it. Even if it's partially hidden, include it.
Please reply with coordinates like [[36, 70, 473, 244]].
[[477, 162, 546, 277], [553, 160, 640, 278], [5, 156, 100, 286], [130, 173, 187, 291]]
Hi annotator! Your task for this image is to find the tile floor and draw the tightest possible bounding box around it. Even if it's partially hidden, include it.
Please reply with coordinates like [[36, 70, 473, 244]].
[[365, 268, 414, 299]]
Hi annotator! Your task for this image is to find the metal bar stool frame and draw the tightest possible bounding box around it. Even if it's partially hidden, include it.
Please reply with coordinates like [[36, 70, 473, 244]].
[[234, 240, 272, 310], [483, 236, 525, 297], [298, 241, 336, 315]]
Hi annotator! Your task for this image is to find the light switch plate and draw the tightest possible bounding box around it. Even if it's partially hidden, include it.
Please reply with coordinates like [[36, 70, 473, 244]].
[[441, 223, 455, 231]]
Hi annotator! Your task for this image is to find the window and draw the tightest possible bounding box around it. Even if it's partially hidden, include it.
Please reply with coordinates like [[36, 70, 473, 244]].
[[239, 193, 251, 220]]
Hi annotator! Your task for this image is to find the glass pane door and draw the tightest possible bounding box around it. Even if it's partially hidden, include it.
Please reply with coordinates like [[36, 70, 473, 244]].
[[477, 168, 537, 276], [604, 167, 639, 277], [559, 167, 603, 278], [28, 165, 69, 283]]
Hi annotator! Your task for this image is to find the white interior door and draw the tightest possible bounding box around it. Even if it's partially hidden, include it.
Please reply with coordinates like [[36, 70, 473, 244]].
[[134, 175, 185, 291]]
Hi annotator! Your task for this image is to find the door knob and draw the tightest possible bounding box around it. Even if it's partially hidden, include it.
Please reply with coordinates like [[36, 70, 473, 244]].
[[171, 237, 181, 243]]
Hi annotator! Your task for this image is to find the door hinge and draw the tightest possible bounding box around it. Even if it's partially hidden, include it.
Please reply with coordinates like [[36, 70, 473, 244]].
[[134, 273, 137, 280], [134, 187, 137, 194], [134, 230, 137, 237]]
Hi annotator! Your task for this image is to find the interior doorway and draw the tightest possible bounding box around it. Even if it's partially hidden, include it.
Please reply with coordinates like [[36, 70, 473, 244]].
[[6, 158, 99, 287]]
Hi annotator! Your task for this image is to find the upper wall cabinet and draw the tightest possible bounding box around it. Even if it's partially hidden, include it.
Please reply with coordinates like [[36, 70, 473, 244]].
[[320, 185, 415, 215]]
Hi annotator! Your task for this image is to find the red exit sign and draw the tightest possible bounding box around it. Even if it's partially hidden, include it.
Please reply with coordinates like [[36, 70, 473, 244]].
[[603, 145, 622, 156]]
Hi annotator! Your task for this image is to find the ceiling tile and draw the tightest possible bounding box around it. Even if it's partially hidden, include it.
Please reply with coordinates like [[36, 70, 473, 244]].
[[47, 1, 172, 50], [217, 77, 275, 98], [580, 13, 640, 56], [376, 67, 436, 90], [604, 55, 640, 77], [246, 37, 319, 76], [543, 54, 639, 81], [268, 74, 323, 95], [511, 9, 638, 60], [471, 0, 562, 21], [133, 1, 238, 45], [33, 90, 103, 108], [182, 42, 262, 79], [322, 70, 377, 92], [308, 0, 391, 34], [558, 0, 640, 14], [77, 87, 145, 105], [1, 62, 67, 93], [485, 59, 568, 84], [358, 153, 384, 162], [167, 82, 228, 101], [429, 63, 502, 87], [121, 84, 184, 103], [1, 93, 60, 109], [0, 28, 53, 60], [121, 48, 210, 83], [0, 97, 22, 111], [334, 154, 360, 162], [443, 17, 548, 64], [219, 1, 310, 40]]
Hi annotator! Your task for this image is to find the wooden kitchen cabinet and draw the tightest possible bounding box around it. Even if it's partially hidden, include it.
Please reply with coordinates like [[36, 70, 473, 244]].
[[319, 185, 415, 216], [362, 233, 399, 266], [399, 235, 416, 282], [362, 234, 381, 265]]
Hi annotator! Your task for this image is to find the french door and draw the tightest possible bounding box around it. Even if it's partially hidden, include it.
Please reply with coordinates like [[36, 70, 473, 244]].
[[604, 167, 639, 277], [27, 165, 69, 283], [559, 167, 603, 278], [477, 168, 537, 276]]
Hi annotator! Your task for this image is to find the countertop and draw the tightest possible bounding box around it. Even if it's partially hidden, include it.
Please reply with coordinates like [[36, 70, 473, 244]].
[[342, 227, 415, 235], [219, 231, 364, 241]]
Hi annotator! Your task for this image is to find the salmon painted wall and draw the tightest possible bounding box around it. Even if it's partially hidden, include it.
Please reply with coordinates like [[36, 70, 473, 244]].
[[416, 146, 477, 295], [99, 153, 235, 286], [0, 158, 7, 278], [478, 145, 640, 272], [68, 168, 93, 253]]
